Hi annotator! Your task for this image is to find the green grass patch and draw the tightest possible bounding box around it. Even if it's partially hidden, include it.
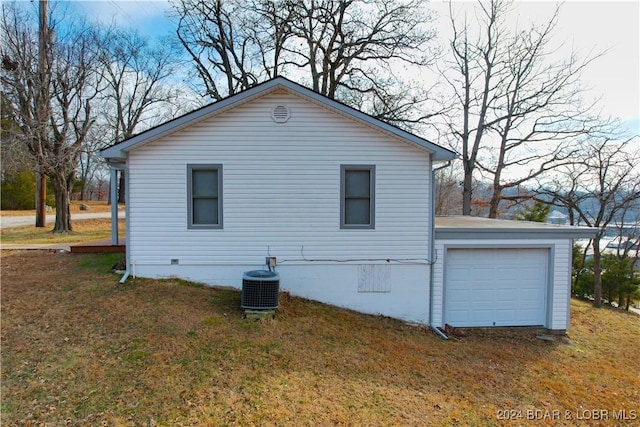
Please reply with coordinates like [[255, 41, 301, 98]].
[[76, 252, 124, 274]]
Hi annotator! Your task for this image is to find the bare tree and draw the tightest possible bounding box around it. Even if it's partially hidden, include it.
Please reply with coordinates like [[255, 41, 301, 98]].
[[536, 135, 640, 308], [1, 2, 100, 232], [173, 0, 269, 99], [285, 1, 434, 96], [171, 0, 441, 127], [434, 164, 461, 215], [97, 28, 181, 141], [46, 20, 101, 231], [76, 121, 108, 200], [242, 0, 295, 80], [0, 92, 31, 175], [1, 2, 51, 223], [443, 0, 601, 216], [35, 0, 49, 226], [95, 27, 182, 202]]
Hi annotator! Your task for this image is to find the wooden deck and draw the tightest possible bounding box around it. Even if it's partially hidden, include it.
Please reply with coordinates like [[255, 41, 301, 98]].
[[69, 238, 125, 254]]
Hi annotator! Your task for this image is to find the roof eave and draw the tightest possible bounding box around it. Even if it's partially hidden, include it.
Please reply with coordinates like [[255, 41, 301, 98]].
[[435, 226, 597, 240]]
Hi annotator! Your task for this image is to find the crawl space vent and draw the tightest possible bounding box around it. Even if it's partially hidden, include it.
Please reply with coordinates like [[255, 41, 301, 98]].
[[271, 105, 291, 123]]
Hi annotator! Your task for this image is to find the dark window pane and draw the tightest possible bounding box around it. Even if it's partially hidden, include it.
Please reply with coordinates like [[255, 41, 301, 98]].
[[345, 198, 370, 225], [345, 170, 370, 197], [193, 198, 218, 225], [192, 170, 218, 197]]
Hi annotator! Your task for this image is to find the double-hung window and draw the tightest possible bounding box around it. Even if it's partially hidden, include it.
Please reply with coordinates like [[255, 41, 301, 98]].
[[340, 165, 375, 229], [187, 164, 223, 229]]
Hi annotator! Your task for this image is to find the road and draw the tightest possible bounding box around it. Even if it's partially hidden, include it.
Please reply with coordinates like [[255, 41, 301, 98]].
[[0, 212, 124, 229]]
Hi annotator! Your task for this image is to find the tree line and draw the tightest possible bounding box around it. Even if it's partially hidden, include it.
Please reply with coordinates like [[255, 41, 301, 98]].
[[1, 0, 638, 309]]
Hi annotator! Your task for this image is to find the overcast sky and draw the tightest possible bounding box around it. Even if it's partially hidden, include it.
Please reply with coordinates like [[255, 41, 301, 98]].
[[60, 0, 640, 134]]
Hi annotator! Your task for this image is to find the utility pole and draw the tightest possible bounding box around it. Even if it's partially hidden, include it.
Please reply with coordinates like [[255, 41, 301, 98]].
[[35, 0, 49, 227]]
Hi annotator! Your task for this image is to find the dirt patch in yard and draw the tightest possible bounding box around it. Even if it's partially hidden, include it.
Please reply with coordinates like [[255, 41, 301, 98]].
[[1, 250, 639, 425]]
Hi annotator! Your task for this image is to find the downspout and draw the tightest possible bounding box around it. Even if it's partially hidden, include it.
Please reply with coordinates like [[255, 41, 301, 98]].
[[119, 270, 130, 284], [110, 167, 119, 245], [429, 159, 452, 340], [108, 160, 131, 284], [119, 161, 131, 284]]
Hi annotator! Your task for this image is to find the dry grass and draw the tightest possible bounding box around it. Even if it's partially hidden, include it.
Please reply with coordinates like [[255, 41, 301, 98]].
[[0, 201, 116, 217], [1, 250, 639, 426], [1, 219, 125, 244]]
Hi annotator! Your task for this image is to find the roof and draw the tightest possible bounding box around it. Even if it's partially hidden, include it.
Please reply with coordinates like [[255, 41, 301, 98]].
[[100, 76, 457, 162], [435, 216, 597, 240]]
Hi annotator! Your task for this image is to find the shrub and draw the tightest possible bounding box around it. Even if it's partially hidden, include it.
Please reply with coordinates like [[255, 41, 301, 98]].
[[1, 170, 35, 209]]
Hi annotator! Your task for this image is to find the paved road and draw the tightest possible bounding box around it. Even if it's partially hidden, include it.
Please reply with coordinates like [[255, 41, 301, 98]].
[[0, 211, 124, 229]]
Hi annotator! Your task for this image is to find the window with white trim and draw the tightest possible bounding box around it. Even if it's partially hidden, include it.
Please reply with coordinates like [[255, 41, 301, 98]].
[[187, 164, 223, 229], [340, 165, 375, 229]]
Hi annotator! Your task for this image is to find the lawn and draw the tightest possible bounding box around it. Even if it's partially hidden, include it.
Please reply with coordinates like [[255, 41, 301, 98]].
[[1, 219, 125, 244], [1, 250, 639, 426], [2, 201, 124, 245], [0, 201, 115, 217]]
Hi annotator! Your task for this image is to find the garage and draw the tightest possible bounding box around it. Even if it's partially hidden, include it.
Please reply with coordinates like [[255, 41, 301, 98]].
[[444, 248, 549, 327], [434, 216, 596, 332]]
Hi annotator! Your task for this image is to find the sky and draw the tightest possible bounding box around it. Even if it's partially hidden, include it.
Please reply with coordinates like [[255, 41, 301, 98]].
[[44, 0, 640, 135]]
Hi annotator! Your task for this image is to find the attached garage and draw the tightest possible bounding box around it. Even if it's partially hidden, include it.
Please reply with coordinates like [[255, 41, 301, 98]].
[[433, 216, 596, 332], [445, 248, 548, 327]]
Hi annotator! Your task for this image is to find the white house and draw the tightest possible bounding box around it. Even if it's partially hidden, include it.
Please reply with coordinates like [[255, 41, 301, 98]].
[[547, 210, 568, 225], [101, 77, 594, 334]]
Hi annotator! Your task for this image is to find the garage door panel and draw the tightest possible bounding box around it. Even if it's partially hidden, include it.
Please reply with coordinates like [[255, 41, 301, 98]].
[[518, 288, 541, 302], [470, 289, 493, 303], [496, 289, 519, 303], [445, 248, 548, 327], [448, 289, 469, 303], [475, 268, 496, 281], [496, 308, 519, 323], [471, 309, 494, 323], [447, 310, 470, 323], [518, 309, 543, 322], [448, 268, 476, 282]]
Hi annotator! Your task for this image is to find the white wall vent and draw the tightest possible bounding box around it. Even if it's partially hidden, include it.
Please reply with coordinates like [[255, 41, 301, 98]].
[[271, 105, 291, 123]]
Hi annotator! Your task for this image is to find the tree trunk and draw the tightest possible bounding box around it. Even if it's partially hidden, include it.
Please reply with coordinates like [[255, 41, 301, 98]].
[[117, 170, 125, 204], [35, 0, 49, 228], [78, 180, 86, 201], [50, 174, 73, 233], [592, 238, 602, 308], [35, 171, 47, 227], [462, 161, 472, 215], [488, 186, 502, 218]]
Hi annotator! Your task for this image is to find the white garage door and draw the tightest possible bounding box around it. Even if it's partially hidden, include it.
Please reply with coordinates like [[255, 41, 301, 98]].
[[445, 248, 548, 327]]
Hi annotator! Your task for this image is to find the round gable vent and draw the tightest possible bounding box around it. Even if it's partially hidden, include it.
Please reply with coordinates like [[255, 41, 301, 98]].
[[271, 105, 291, 123]]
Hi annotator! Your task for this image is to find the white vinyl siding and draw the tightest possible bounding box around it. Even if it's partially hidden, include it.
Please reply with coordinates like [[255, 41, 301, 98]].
[[126, 90, 433, 324]]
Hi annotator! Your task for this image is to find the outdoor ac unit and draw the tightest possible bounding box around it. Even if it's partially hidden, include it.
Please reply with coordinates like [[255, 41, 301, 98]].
[[241, 270, 280, 310]]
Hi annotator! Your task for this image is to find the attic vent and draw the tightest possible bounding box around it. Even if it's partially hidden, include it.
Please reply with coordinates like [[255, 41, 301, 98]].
[[271, 105, 291, 123]]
